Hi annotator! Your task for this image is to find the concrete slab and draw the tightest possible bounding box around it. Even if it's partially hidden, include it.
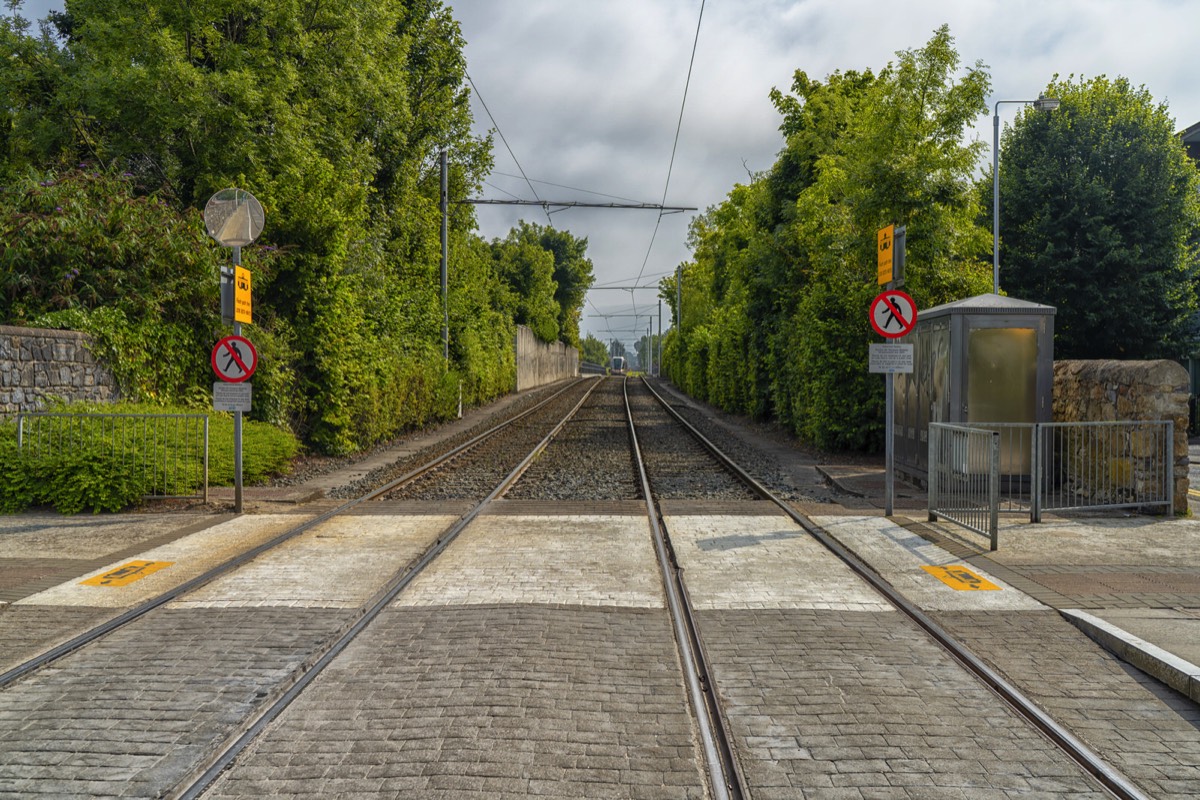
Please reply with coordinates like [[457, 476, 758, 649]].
[[395, 515, 665, 608], [1063, 608, 1200, 704], [812, 515, 1044, 612], [170, 515, 457, 609], [665, 515, 893, 611], [13, 515, 310, 608]]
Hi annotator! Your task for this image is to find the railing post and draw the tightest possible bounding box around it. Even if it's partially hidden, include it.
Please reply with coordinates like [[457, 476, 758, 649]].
[[1166, 420, 1175, 515], [1031, 423, 1042, 523], [203, 416, 210, 505], [16, 414, 24, 451], [989, 430, 1000, 551], [927, 424, 939, 522]]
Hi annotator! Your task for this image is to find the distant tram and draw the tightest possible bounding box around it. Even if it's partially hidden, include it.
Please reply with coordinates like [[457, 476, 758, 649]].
[[609, 356, 626, 375]]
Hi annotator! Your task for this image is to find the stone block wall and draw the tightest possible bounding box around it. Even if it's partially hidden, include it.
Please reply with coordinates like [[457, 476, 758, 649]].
[[0, 325, 117, 416], [514, 325, 579, 392], [1053, 359, 1189, 513]]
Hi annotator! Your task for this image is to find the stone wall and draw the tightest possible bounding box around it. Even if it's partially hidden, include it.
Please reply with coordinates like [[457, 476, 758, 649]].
[[1053, 359, 1189, 513], [514, 325, 579, 392], [0, 325, 117, 416]]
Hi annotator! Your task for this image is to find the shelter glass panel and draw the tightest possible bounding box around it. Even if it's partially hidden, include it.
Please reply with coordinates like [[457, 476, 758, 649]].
[[967, 327, 1036, 473]]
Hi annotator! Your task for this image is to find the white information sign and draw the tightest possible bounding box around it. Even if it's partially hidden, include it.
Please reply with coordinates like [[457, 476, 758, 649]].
[[869, 343, 913, 374], [213, 382, 252, 412]]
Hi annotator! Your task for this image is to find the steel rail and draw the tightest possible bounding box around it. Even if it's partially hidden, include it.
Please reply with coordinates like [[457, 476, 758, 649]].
[[174, 378, 604, 799], [0, 378, 592, 691], [623, 377, 746, 800], [641, 379, 1149, 800]]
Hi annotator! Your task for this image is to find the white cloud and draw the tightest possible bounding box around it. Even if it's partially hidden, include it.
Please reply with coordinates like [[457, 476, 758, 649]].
[[14, 0, 1200, 348], [449, 0, 1200, 346]]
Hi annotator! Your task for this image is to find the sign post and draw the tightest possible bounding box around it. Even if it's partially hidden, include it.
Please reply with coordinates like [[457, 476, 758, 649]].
[[874, 225, 912, 515], [205, 189, 265, 513]]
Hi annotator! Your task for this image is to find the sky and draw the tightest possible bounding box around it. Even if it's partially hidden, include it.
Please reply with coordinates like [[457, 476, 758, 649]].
[[15, 0, 1200, 354]]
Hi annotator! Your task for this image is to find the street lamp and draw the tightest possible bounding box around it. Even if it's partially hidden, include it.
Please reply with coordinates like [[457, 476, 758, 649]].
[[992, 94, 1059, 294]]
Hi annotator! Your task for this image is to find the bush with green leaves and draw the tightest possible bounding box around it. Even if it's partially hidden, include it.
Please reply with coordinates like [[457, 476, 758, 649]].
[[665, 27, 992, 451], [0, 402, 300, 514]]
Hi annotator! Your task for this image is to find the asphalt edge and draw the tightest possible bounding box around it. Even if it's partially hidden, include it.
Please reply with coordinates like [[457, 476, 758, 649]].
[[1060, 608, 1200, 704], [814, 465, 863, 496]]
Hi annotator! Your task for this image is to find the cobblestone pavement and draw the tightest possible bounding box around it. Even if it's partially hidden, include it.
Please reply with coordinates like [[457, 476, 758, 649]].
[[813, 514, 1200, 799], [1, 488, 1198, 798], [203, 513, 709, 798], [0, 513, 455, 797], [669, 514, 1110, 799]]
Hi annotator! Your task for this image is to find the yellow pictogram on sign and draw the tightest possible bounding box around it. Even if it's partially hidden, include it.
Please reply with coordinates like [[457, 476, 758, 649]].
[[235, 265, 252, 324], [921, 565, 1000, 591], [877, 225, 894, 285], [81, 560, 173, 587]]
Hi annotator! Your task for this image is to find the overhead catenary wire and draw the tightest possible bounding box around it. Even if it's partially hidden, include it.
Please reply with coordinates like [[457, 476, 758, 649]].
[[467, 72, 553, 226], [632, 0, 705, 295]]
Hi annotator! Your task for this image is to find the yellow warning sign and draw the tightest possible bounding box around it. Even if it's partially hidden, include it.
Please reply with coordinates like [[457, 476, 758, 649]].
[[877, 224, 894, 285], [922, 565, 1000, 591], [234, 265, 252, 324], [81, 561, 173, 587]]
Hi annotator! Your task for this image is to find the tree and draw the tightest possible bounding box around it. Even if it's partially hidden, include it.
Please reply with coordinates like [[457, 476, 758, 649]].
[[666, 26, 992, 450], [526, 223, 594, 348], [580, 333, 608, 366], [0, 0, 506, 453], [489, 232, 560, 343], [995, 75, 1200, 359], [489, 222, 594, 347]]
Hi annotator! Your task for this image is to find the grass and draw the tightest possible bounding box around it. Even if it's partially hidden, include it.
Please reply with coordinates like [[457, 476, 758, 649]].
[[0, 400, 301, 497]]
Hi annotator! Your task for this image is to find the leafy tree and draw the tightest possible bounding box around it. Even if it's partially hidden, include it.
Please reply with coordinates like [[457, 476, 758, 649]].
[[526, 223, 594, 347], [994, 74, 1200, 359], [489, 221, 594, 346], [0, 0, 529, 453], [0, 0, 600, 454], [665, 26, 993, 451], [490, 232, 560, 343], [580, 333, 608, 365]]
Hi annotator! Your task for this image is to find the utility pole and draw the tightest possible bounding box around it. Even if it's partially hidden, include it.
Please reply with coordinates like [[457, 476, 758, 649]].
[[440, 149, 449, 363], [676, 265, 682, 327]]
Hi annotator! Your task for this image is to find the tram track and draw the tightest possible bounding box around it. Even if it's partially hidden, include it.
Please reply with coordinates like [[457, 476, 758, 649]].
[[175, 378, 605, 798], [632, 376, 1148, 800], [0, 377, 592, 692], [0, 374, 1171, 798]]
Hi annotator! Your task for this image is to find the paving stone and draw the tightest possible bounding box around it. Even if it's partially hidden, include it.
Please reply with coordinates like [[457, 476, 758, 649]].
[[203, 606, 707, 799]]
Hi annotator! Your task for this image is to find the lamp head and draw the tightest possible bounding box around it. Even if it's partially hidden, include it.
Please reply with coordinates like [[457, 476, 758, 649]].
[[1033, 94, 1060, 112]]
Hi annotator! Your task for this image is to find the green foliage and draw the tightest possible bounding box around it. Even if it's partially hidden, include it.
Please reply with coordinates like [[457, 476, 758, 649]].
[[532, 224, 595, 348], [667, 26, 992, 451], [0, 401, 300, 513], [580, 333, 608, 366], [993, 74, 1200, 359], [487, 222, 595, 347], [0, 1, 592, 458]]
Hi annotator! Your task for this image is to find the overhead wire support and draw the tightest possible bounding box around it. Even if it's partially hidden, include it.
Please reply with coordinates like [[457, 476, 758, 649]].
[[459, 199, 697, 213]]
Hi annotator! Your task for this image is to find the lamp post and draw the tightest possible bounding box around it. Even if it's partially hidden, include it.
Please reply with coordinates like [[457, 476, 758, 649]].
[[992, 94, 1059, 294]]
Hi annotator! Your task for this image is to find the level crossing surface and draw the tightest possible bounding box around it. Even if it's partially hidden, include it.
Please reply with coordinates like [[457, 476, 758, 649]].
[[0, 378, 1198, 798]]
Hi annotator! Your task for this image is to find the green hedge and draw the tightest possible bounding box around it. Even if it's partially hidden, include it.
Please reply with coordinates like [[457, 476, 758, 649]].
[[0, 402, 299, 514]]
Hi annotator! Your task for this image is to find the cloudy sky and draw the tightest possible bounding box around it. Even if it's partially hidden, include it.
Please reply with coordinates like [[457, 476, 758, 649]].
[[16, 0, 1200, 352], [445, 0, 1200, 351]]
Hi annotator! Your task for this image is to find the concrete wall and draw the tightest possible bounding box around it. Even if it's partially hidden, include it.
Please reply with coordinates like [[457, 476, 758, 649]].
[[1053, 359, 1189, 513], [0, 325, 117, 416], [514, 325, 579, 392]]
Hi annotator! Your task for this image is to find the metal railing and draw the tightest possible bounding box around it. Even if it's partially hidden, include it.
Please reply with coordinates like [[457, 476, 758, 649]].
[[16, 413, 209, 501], [928, 423, 1000, 550], [1035, 421, 1173, 520], [942, 420, 1174, 523]]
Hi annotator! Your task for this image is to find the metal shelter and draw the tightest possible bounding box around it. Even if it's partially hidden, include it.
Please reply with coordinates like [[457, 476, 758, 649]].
[[895, 293, 1056, 482]]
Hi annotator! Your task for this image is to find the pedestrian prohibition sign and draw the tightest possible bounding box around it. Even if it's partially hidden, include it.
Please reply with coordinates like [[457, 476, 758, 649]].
[[869, 290, 918, 339], [212, 335, 257, 383]]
